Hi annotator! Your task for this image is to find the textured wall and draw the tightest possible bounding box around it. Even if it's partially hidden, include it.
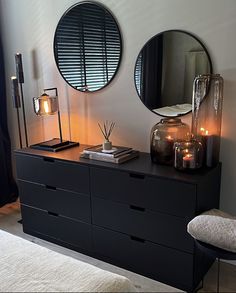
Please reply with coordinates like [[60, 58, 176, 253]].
[[1, 0, 236, 214]]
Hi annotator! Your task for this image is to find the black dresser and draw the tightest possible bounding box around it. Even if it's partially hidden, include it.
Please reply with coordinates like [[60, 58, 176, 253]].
[[15, 145, 221, 292]]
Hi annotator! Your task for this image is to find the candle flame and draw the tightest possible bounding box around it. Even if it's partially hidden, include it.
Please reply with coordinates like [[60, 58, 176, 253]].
[[183, 153, 193, 161], [166, 135, 173, 140], [200, 127, 209, 136]]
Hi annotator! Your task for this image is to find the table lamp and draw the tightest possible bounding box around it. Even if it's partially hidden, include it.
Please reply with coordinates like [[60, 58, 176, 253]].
[[30, 87, 79, 152]]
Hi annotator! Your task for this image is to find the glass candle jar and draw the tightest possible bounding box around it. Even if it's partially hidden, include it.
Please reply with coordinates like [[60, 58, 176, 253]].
[[174, 139, 204, 171], [150, 118, 190, 165], [192, 74, 223, 167]]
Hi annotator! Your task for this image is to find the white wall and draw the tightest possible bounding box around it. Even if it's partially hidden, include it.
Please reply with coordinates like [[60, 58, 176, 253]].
[[1, 0, 236, 215]]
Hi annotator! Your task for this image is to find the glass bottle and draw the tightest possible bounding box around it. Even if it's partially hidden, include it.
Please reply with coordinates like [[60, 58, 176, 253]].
[[150, 118, 190, 165], [192, 74, 223, 167], [174, 139, 203, 171]]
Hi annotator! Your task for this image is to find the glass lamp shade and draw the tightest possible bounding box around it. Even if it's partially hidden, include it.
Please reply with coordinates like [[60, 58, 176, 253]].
[[33, 94, 59, 116]]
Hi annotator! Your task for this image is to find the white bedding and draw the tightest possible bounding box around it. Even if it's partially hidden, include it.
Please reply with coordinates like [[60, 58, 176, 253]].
[[153, 103, 192, 117], [0, 230, 136, 292]]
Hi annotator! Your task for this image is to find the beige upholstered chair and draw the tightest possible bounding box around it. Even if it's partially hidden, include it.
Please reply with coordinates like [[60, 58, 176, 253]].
[[187, 209, 236, 292]]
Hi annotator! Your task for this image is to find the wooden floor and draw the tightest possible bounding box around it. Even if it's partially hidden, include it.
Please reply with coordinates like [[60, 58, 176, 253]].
[[1, 201, 236, 292]]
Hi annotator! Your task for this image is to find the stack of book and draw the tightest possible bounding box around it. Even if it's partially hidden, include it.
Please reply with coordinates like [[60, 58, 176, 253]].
[[81, 145, 139, 164]]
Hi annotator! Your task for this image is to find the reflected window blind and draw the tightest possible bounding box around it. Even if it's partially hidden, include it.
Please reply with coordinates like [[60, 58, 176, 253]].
[[135, 53, 143, 96], [55, 3, 121, 91]]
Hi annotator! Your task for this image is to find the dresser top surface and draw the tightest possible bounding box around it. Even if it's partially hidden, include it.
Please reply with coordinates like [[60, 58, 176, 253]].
[[15, 145, 221, 184]]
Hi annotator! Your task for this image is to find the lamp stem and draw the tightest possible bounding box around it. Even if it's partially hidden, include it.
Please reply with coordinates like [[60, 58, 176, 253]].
[[16, 108, 23, 148], [19, 83, 29, 147], [57, 110, 63, 143], [43, 87, 63, 143]]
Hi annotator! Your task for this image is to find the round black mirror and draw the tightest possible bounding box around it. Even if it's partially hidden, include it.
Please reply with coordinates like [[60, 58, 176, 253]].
[[54, 1, 122, 92], [134, 30, 212, 117]]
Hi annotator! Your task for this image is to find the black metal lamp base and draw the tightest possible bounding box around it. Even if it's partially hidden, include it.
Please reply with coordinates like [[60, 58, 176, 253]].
[[30, 138, 79, 152]]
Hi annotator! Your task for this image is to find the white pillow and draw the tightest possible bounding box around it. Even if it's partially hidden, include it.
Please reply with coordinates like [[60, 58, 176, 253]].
[[187, 209, 236, 253]]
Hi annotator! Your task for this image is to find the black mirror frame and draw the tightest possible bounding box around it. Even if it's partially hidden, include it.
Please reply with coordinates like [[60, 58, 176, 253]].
[[53, 1, 123, 93], [134, 29, 213, 118]]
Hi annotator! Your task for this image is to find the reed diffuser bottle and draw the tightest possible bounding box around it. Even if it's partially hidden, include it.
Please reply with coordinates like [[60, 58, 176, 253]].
[[98, 121, 115, 151]]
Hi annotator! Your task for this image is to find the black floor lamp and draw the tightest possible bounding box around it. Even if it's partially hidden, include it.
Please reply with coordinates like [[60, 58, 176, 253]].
[[15, 53, 28, 147], [11, 76, 22, 148], [30, 87, 79, 152]]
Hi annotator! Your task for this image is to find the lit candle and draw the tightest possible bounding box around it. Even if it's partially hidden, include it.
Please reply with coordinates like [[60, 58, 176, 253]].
[[166, 135, 173, 141], [154, 135, 174, 165], [165, 135, 174, 151], [200, 127, 205, 134], [200, 126, 220, 167], [200, 127, 209, 136], [183, 153, 195, 169]]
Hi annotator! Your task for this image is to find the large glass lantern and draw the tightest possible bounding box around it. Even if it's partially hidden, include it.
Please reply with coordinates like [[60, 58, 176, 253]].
[[192, 74, 224, 167], [150, 118, 190, 165]]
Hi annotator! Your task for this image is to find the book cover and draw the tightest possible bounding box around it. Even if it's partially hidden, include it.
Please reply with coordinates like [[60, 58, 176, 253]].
[[83, 145, 133, 158], [81, 150, 139, 164]]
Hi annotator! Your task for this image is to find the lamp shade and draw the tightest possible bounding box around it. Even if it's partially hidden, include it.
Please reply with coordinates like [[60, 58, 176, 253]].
[[33, 93, 58, 116]]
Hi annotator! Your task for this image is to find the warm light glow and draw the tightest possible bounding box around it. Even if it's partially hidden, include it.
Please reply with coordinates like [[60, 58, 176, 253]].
[[11, 76, 17, 80], [166, 135, 173, 141], [183, 153, 193, 161], [200, 127, 209, 136], [43, 100, 49, 114]]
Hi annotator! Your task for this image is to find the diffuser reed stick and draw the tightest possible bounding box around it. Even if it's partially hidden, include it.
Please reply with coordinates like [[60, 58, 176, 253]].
[[98, 121, 115, 142]]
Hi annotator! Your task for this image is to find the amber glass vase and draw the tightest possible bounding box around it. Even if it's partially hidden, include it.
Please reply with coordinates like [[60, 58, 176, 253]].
[[192, 74, 223, 167], [150, 118, 190, 165]]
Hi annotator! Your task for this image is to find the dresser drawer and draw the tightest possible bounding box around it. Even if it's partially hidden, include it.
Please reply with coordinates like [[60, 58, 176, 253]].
[[21, 205, 92, 251], [91, 167, 196, 217], [92, 197, 193, 253], [19, 180, 91, 223], [15, 154, 89, 194], [93, 226, 194, 290]]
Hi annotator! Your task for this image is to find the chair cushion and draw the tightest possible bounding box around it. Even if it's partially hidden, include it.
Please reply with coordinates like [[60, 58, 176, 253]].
[[187, 209, 236, 253]]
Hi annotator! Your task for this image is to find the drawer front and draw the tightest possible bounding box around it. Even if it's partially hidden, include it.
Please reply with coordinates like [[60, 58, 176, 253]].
[[15, 154, 89, 194], [91, 167, 196, 217], [21, 205, 92, 251], [93, 226, 193, 290], [92, 197, 193, 253], [19, 180, 91, 223]]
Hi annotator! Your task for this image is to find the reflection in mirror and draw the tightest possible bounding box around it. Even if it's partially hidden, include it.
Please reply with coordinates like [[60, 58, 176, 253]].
[[134, 30, 212, 117], [54, 2, 122, 92]]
